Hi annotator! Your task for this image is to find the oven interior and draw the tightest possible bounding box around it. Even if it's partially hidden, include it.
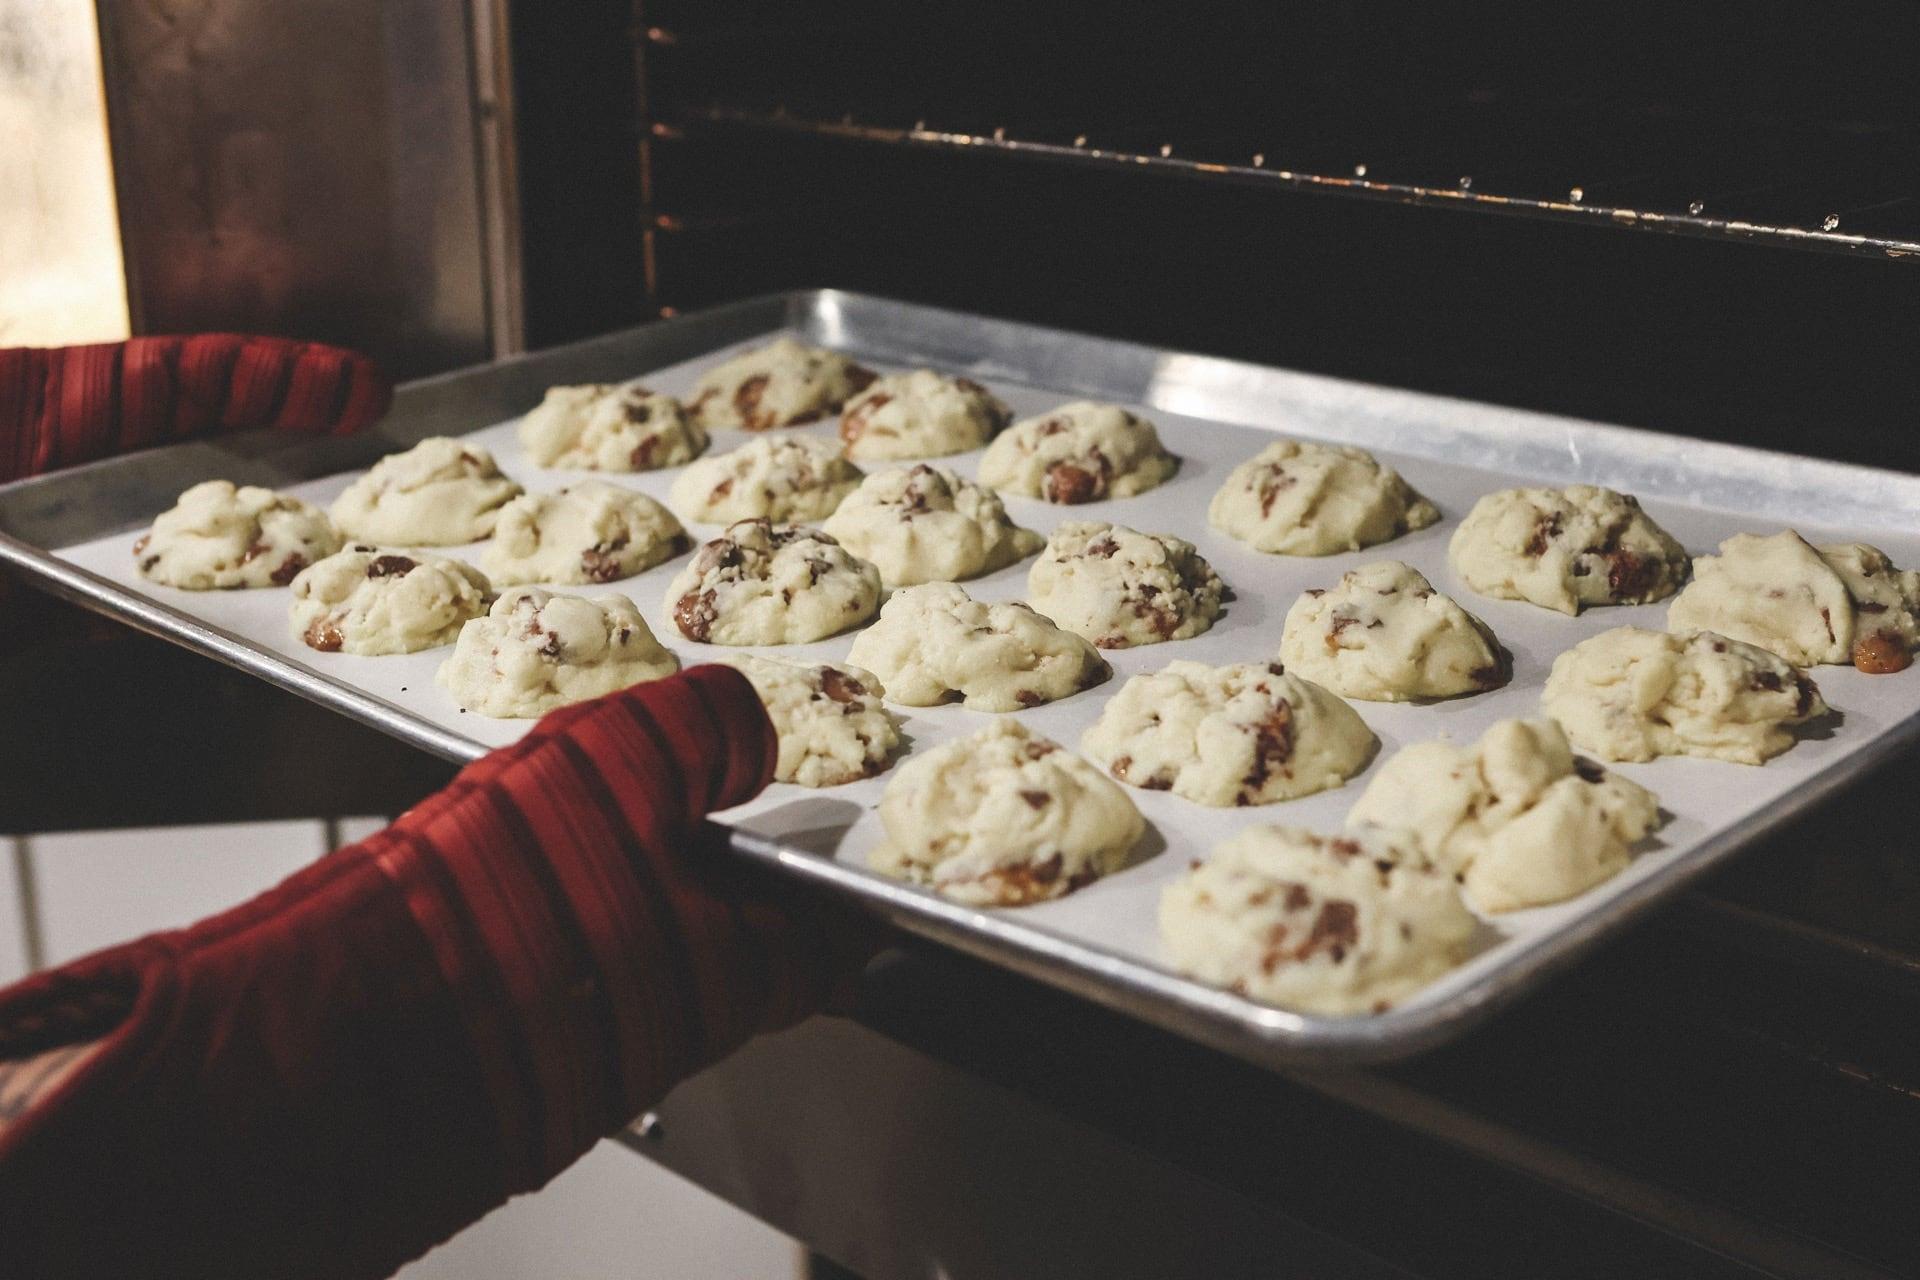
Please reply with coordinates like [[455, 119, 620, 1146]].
[[516, 1, 1920, 479]]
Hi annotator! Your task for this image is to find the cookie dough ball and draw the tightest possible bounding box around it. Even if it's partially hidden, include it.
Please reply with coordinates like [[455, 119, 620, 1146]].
[[479, 482, 689, 586], [722, 654, 900, 787], [845, 582, 1108, 712], [437, 588, 678, 718], [1667, 531, 1920, 673], [1279, 561, 1509, 702], [1161, 826, 1475, 1015], [289, 546, 492, 655], [518, 384, 708, 472], [329, 437, 522, 546], [839, 370, 1012, 462], [870, 720, 1143, 906], [1543, 627, 1826, 765], [821, 464, 1042, 586], [668, 435, 863, 525], [1208, 438, 1439, 556], [1346, 718, 1659, 914], [134, 480, 341, 590], [688, 337, 876, 431], [1448, 485, 1688, 615], [663, 519, 880, 645], [1026, 522, 1224, 649], [1823, 543, 1920, 672], [1081, 661, 1374, 806], [978, 401, 1178, 503]]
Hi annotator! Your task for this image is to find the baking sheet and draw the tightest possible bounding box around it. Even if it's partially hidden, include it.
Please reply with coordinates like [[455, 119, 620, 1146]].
[[15, 292, 1920, 1064]]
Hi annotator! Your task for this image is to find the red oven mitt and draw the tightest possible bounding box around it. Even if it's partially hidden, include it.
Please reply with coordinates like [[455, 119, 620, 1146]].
[[0, 664, 864, 1280], [0, 333, 389, 483], [0, 334, 391, 654]]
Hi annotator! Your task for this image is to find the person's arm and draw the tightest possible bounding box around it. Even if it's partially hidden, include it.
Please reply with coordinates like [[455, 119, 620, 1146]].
[[0, 1042, 100, 1137], [0, 665, 859, 1280], [0, 328, 380, 1157]]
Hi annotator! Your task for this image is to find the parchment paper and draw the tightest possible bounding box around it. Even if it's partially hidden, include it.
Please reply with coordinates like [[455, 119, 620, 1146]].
[[56, 332, 1920, 1018]]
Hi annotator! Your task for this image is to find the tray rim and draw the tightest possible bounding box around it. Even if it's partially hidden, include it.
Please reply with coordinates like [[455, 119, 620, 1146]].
[[4, 287, 1917, 1067]]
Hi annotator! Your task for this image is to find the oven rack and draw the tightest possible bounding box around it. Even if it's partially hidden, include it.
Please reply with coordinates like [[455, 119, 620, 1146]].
[[673, 103, 1920, 264]]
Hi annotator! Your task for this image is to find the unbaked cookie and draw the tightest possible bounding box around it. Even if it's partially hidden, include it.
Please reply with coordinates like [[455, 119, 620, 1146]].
[[289, 546, 492, 655], [688, 337, 876, 431], [1278, 561, 1509, 702], [821, 464, 1042, 586], [662, 519, 880, 645], [1025, 522, 1225, 648], [1447, 485, 1688, 615], [844, 582, 1108, 711], [1159, 826, 1475, 1016], [1346, 718, 1659, 914], [667, 435, 863, 525], [1543, 626, 1826, 765], [839, 370, 1012, 462], [869, 719, 1144, 906], [518, 384, 708, 472], [722, 654, 900, 787], [977, 401, 1178, 503], [329, 437, 522, 546], [479, 482, 689, 586], [134, 480, 341, 590], [436, 588, 677, 718], [1667, 530, 1920, 674], [1208, 439, 1439, 556], [1081, 661, 1374, 806]]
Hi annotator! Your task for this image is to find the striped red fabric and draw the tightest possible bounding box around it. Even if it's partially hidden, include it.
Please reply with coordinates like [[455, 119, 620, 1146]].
[[0, 665, 853, 1280], [0, 335, 390, 484], [0, 334, 389, 654]]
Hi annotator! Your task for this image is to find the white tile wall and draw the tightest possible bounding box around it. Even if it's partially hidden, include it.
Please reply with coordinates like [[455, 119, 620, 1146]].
[[0, 839, 28, 985], [334, 815, 391, 846], [395, 1142, 801, 1280], [26, 820, 329, 967], [6, 820, 803, 1280]]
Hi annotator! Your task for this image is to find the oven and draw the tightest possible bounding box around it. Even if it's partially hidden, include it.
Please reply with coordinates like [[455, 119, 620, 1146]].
[[64, 2, 1920, 1276]]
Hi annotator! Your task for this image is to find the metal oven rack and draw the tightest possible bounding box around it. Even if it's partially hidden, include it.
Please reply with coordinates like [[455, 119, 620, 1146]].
[[580, 3, 1920, 485], [674, 104, 1920, 262], [629, 3, 1920, 278]]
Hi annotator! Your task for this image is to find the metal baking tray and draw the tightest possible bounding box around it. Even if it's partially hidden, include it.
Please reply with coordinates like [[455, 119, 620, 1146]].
[[5, 290, 1918, 1067]]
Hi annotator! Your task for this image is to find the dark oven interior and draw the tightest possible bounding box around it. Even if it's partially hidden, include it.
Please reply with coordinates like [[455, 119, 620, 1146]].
[[516, 0, 1920, 478], [504, 5, 1920, 1274]]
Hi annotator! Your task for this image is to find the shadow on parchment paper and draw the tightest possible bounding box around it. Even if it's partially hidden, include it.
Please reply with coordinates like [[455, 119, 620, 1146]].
[[737, 798, 866, 860]]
